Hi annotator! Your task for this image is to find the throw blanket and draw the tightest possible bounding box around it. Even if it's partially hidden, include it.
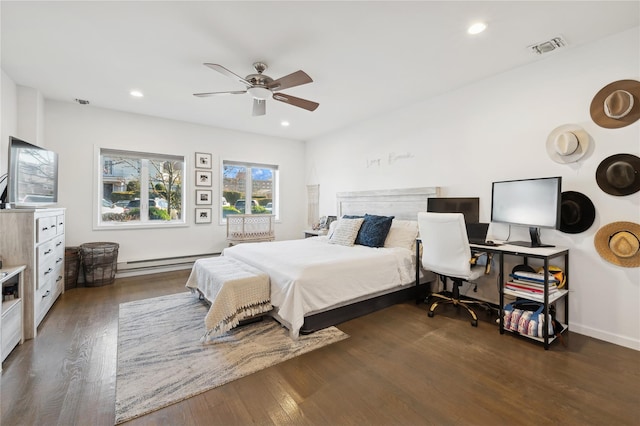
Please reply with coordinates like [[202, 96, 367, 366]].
[[185, 257, 272, 341]]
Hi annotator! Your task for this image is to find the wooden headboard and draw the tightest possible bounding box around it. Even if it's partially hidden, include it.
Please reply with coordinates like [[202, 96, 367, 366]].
[[336, 187, 440, 221]]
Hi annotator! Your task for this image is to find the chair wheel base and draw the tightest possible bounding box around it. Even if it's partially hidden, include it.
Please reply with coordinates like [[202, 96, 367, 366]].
[[427, 311, 434, 318], [471, 319, 478, 327]]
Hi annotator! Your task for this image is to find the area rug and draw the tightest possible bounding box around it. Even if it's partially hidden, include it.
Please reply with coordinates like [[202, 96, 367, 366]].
[[115, 292, 348, 424]]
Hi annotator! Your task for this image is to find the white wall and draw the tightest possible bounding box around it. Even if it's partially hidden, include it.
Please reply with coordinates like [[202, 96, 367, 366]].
[[305, 27, 640, 350], [44, 101, 307, 263], [1, 70, 18, 178]]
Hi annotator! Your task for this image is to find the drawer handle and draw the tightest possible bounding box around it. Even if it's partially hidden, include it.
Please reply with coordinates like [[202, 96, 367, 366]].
[[42, 226, 49, 231], [44, 249, 52, 255], [44, 267, 53, 275], [56, 275, 63, 282], [56, 257, 63, 263], [56, 241, 63, 247], [51, 224, 57, 228], [42, 290, 51, 299]]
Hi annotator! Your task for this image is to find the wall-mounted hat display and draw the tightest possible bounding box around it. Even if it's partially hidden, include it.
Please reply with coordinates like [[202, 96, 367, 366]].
[[590, 79, 640, 128], [546, 124, 590, 163], [559, 191, 595, 234], [594, 221, 640, 268], [595, 153, 640, 196]]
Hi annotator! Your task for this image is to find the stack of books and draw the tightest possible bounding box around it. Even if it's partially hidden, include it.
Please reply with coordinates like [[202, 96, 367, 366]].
[[505, 271, 559, 296]]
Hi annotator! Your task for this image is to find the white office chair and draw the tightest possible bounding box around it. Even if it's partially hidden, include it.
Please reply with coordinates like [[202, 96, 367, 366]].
[[417, 212, 488, 326]]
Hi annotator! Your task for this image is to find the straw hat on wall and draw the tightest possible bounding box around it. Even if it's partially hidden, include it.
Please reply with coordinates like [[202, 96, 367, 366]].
[[594, 221, 640, 268]]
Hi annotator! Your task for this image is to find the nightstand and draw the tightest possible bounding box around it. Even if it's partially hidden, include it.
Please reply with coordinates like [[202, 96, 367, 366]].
[[304, 229, 328, 238]]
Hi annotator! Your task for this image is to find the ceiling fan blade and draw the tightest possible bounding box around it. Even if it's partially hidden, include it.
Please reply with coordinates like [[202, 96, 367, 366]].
[[193, 90, 247, 97], [267, 70, 313, 91], [204, 63, 252, 87], [253, 98, 266, 116], [273, 92, 319, 112]]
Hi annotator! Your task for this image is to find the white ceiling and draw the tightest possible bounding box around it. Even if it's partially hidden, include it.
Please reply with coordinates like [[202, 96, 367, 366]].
[[2, 1, 639, 141]]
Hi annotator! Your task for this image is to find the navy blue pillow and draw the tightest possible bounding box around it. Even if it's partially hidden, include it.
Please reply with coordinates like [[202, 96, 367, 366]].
[[356, 214, 395, 247]]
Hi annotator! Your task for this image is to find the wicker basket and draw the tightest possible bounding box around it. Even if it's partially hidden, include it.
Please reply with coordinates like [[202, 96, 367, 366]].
[[80, 242, 119, 287], [64, 246, 81, 290]]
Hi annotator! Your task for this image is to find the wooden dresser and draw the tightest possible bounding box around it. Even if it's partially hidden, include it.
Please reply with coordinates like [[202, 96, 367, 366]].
[[0, 208, 65, 339]]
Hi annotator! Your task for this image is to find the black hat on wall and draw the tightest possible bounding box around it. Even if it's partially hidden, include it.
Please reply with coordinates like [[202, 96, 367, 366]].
[[559, 191, 596, 234], [596, 153, 640, 196]]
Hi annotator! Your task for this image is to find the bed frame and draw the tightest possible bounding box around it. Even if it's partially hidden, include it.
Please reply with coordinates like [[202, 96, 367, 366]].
[[300, 186, 439, 334]]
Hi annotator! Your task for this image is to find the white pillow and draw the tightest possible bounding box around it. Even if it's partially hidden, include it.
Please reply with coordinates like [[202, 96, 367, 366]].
[[384, 219, 419, 250], [329, 218, 365, 246]]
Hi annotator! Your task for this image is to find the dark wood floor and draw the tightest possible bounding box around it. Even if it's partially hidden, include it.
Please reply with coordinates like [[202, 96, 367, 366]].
[[2, 270, 639, 425]]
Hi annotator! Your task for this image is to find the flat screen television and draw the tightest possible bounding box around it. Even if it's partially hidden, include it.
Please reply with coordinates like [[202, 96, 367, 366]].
[[2, 137, 58, 208], [427, 197, 479, 223], [491, 176, 562, 247]]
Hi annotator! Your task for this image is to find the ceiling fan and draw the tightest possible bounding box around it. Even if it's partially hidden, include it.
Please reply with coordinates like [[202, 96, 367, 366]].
[[193, 62, 319, 116]]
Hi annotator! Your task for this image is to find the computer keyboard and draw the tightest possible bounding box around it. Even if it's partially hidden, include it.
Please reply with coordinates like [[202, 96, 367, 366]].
[[471, 240, 498, 246]]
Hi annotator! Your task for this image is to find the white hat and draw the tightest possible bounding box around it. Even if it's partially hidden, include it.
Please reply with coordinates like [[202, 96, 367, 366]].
[[546, 124, 590, 164]]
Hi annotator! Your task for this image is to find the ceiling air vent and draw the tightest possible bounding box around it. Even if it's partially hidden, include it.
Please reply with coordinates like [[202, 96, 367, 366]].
[[528, 36, 567, 55]]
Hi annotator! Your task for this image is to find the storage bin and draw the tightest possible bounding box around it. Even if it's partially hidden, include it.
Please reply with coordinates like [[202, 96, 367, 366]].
[[80, 242, 119, 287], [64, 246, 81, 290]]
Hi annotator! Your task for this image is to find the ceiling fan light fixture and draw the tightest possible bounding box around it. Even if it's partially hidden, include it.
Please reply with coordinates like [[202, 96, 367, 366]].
[[247, 86, 271, 100]]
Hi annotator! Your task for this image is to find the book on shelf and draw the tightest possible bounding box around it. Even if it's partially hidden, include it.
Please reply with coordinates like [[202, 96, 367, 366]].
[[508, 279, 558, 290], [505, 281, 558, 294], [510, 271, 559, 284]]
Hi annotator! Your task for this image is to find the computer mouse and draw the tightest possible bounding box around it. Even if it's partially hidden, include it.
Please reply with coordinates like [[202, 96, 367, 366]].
[[486, 240, 495, 245]]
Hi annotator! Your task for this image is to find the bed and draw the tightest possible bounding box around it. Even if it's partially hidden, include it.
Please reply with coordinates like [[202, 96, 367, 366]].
[[220, 187, 440, 338]]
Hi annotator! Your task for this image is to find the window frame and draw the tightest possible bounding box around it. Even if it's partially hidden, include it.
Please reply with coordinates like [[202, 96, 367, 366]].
[[220, 159, 279, 225], [94, 146, 188, 230]]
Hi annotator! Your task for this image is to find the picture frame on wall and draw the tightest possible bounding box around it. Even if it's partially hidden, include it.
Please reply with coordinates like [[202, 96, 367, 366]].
[[196, 189, 212, 205], [195, 170, 212, 187], [195, 152, 212, 169], [195, 208, 212, 224]]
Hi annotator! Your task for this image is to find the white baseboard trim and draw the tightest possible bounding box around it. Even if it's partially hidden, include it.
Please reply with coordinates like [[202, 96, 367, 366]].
[[115, 253, 220, 278], [570, 322, 640, 351]]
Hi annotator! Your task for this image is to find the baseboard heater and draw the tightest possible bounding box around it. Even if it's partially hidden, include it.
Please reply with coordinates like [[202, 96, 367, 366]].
[[116, 253, 220, 278]]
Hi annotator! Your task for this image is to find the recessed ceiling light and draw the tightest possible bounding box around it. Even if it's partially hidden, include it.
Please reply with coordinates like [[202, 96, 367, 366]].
[[281, 121, 290, 127], [130, 90, 144, 98], [468, 22, 487, 35]]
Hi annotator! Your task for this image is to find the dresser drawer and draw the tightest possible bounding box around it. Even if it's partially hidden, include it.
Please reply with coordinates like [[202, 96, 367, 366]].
[[35, 264, 63, 326], [1, 299, 23, 361], [36, 216, 57, 243], [56, 214, 65, 235]]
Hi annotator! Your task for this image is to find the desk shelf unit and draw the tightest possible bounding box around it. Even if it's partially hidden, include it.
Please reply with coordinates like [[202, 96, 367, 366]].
[[471, 243, 569, 350]]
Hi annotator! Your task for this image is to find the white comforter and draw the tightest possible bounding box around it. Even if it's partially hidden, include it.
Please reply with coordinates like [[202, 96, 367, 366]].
[[222, 236, 415, 338]]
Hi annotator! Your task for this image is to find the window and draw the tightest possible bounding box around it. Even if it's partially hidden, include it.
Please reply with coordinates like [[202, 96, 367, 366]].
[[98, 148, 185, 227], [222, 160, 278, 221]]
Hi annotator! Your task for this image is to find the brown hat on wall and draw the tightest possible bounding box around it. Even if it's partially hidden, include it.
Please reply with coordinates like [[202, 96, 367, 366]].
[[595, 153, 640, 196], [590, 79, 640, 128], [594, 222, 640, 268]]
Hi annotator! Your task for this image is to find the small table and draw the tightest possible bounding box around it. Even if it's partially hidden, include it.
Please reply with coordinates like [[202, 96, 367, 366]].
[[304, 229, 328, 238]]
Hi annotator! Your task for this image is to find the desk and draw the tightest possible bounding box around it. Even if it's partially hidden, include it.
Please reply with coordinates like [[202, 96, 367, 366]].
[[470, 243, 569, 350]]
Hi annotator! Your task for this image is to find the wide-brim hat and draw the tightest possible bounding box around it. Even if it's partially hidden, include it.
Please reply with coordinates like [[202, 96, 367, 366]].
[[590, 79, 640, 128], [559, 191, 596, 234], [546, 124, 590, 163], [595, 153, 640, 196], [594, 221, 640, 268]]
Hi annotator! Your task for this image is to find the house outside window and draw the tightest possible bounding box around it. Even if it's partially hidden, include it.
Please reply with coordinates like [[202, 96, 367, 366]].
[[97, 148, 185, 228], [222, 160, 278, 221]]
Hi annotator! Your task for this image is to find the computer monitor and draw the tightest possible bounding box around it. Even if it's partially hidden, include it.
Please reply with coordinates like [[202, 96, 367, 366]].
[[427, 197, 479, 224], [491, 176, 562, 247]]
